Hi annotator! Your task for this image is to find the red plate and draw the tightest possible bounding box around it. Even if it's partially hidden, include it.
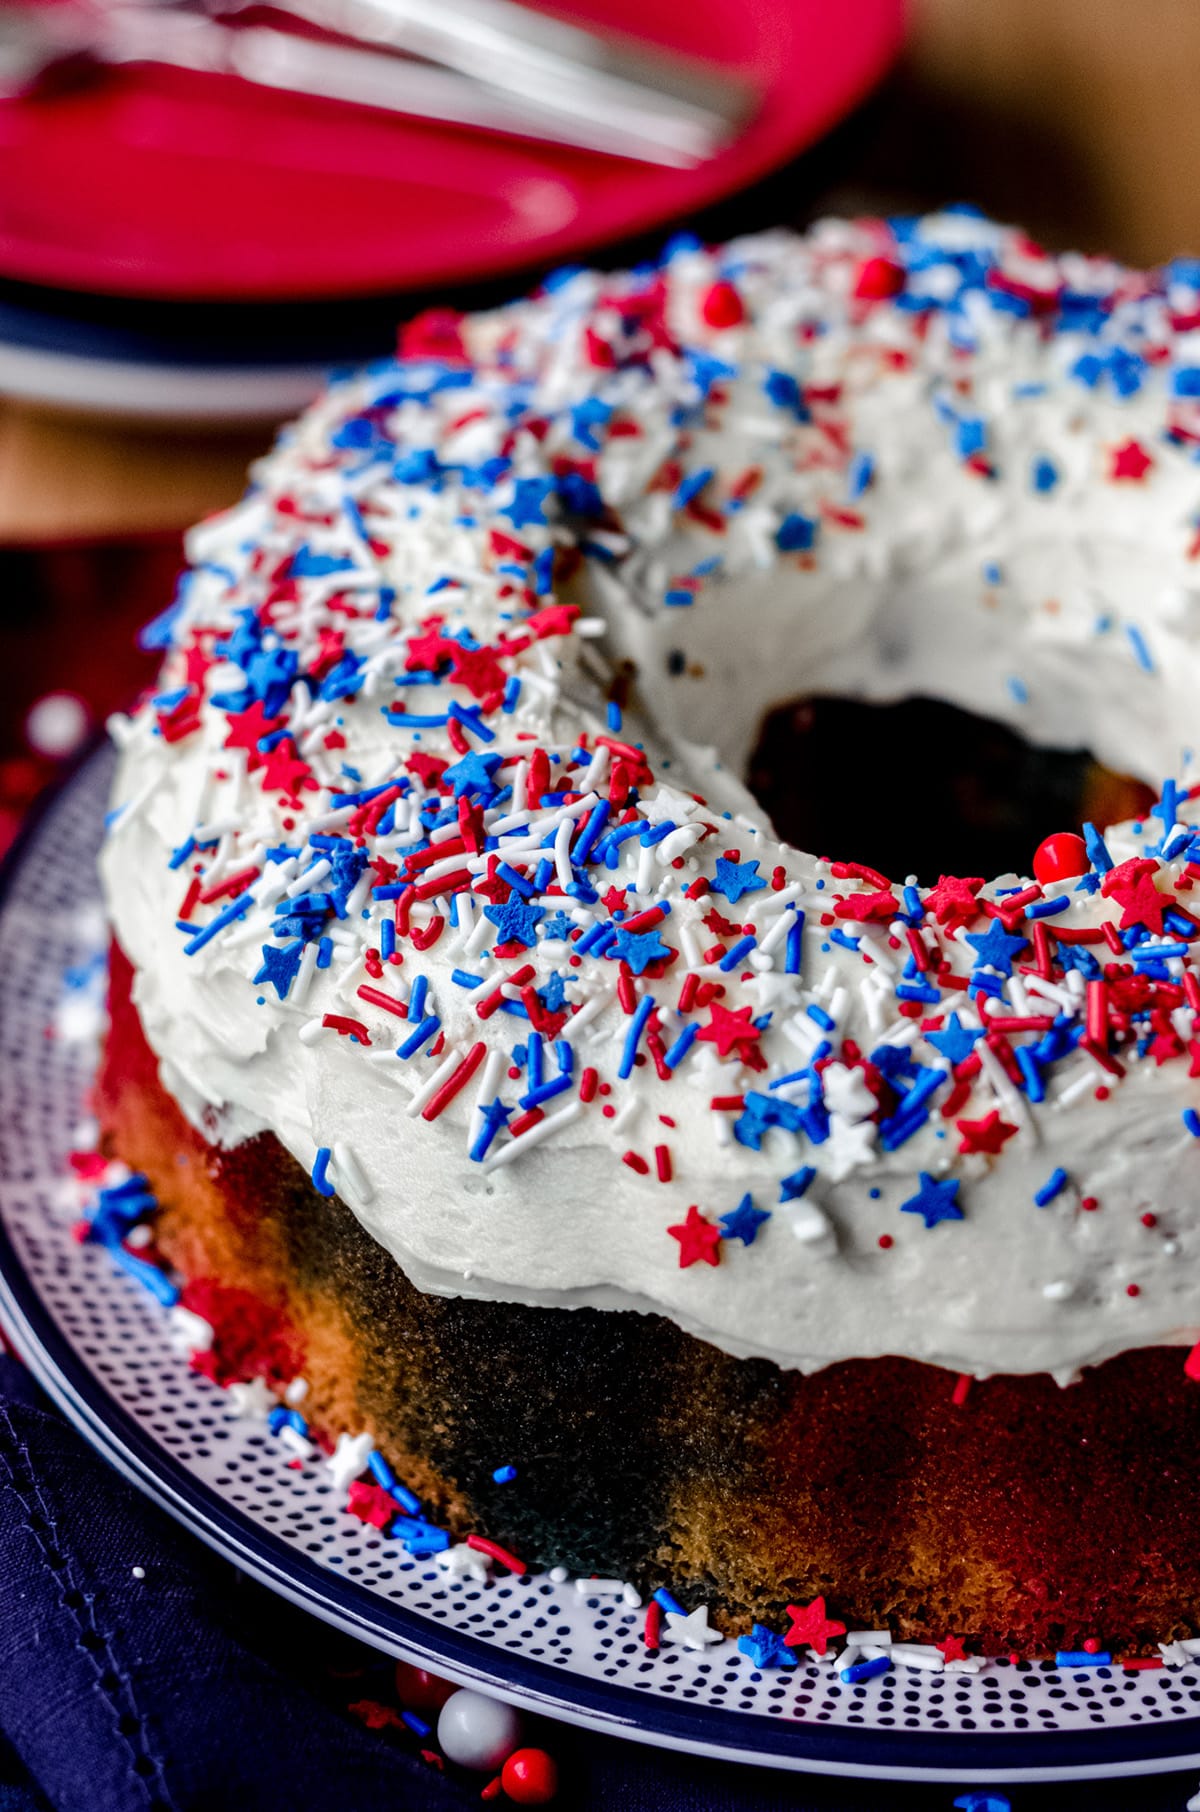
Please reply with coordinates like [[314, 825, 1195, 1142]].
[[0, 0, 904, 300]]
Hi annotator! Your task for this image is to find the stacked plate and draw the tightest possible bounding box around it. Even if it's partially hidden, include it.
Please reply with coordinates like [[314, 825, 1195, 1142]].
[[0, 0, 903, 419]]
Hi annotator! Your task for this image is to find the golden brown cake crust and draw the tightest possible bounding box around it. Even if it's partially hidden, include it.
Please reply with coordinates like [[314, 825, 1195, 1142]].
[[98, 942, 1200, 1657]]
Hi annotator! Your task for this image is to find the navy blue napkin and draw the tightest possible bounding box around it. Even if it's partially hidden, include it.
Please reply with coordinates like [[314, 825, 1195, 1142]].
[[0, 1350, 1196, 1812]]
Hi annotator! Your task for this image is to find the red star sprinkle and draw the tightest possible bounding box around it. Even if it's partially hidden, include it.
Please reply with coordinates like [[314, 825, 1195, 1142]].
[[472, 860, 511, 904], [1100, 857, 1166, 933], [347, 1699, 405, 1730], [259, 737, 316, 797], [833, 888, 899, 924], [956, 1109, 1019, 1156], [184, 640, 213, 688], [448, 641, 508, 701], [399, 307, 466, 363], [584, 326, 616, 368], [936, 1634, 969, 1664], [346, 1480, 397, 1530], [310, 624, 346, 679], [406, 751, 449, 789], [783, 1596, 846, 1657], [923, 874, 985, 928], [696, 1003, 764, 1061], [223, 698, 283, 764], [1110, 438, 1153, 481], [404, 620, 451, 672], [524, 603, 580, 640], [667, 1204, 722, 1269]]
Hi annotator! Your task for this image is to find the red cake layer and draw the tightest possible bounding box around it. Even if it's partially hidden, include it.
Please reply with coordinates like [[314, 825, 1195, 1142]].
[[95, 942, 1200, 1657]]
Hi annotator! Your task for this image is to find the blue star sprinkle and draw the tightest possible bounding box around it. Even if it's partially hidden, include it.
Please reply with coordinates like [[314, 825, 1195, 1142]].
[[719, 1193, 772, 1245], [540, 910, 576, 942], [443, 751, 503, 799], [609, 926, 673, 974], [924, 1012, 984, 1067], [779, 1167, 816, 1202], [502, 476, 556, 528], [253, 939, 305, 999], [484, 899, 545, 948], [964, 919, 1028, 976], [900, 1171, 963, 1230], [569, 397, 613, 450], [737, 1624, 797, 1669], [469, 1099, 512, 1163], [538, 971, 568, 1013], [244, 643, 299, 716], [776, 511, 817, 551], [711, 857, 767, 905]]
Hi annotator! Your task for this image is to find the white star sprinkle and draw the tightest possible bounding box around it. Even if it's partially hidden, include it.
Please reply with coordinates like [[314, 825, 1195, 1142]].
[[226, 1378, 275, 1421], [435, 1543, 492, 1583], [822, 1113, 877, 1183], [820, 1062, 876, 1122], [662, 1604, 724, 1650], [325, 1430, 375, 1492], [167, 1306, 214, 1357], [742, 970, 802, 1014]]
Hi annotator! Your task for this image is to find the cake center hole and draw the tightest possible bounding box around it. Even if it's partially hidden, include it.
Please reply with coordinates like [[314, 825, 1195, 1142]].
[[747, 695, 1156, 885]]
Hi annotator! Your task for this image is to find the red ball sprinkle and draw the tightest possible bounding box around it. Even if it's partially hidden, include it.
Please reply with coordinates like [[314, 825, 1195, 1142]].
[[499, 1748, 559, 1805], [1141, 1211, 1158, 1228], [1126, 1283, 1141, 1297], [1032, 831, 1089, 885], [877, 1234, 894, 1249], [853, 255, 905, 300], [1081, 1196, 1100, 1211], [394, 1662, 456, 1714], [700, 280, 745, 329]]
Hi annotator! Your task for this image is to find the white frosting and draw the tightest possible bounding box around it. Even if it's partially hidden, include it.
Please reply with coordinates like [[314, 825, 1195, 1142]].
[[101, 212, 1200, 1380]]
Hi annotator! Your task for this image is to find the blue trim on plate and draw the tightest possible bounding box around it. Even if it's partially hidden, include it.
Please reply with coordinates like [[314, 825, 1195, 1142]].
[[0, 292, 388, 371], [0, 260, 531, 371], [3, 749, 1200, 1780]]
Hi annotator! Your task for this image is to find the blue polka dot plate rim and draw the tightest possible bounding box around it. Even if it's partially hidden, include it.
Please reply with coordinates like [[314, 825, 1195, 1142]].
[[5, 747, 1200, 1783]]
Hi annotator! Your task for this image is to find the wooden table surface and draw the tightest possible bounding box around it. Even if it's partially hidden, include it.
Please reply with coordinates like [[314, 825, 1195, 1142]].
[[3, 0, 1198, 544]]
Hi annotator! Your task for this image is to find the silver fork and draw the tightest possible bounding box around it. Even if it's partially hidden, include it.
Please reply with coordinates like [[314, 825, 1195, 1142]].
[[237, 0, 749, 149], [0, 0, 748, 166]]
